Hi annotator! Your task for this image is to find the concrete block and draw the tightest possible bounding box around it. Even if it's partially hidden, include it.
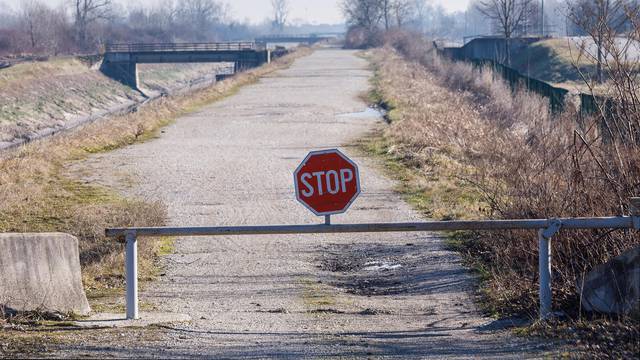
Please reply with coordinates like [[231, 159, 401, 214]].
[[0, 233, 91, 315], [578, 246, 640, 315]]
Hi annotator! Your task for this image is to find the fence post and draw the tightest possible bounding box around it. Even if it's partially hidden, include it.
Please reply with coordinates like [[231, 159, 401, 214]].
[[631, 198, 640, 230], [538, 220, 561, 320], [125, 231, 139, 320]]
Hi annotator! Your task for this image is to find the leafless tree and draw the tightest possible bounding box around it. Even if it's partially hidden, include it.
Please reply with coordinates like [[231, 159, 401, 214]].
[[72, 0, 112, 49], [50, 5, 74, 55], [392, 0, 414, 28], [17, 0, 72, 54], [519, 0, 542, 35], [380, 0, 413, 29], [568, 0, 634, 83], [380, 0, 392, 30], [20, 0, 47, 50], [408, 0, 428, 33], [271, 0, 288, 33], [176, 0, 225, 40], [149, 0, 177, 30], [342, 0, 383, 30], [476, 0, 533, 65]]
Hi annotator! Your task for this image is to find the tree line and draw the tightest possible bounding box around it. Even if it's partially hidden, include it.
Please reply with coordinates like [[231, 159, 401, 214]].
[[342, 0, 639, 50], [0, 0, 244, 55], [0, 0, 310, 56]]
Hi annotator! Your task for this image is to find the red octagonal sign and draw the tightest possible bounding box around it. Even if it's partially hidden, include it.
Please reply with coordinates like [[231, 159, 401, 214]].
[[294, 149, 361, 216]]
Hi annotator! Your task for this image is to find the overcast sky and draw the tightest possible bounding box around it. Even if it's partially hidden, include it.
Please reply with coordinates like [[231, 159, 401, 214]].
[[2, 0, 471, 25]]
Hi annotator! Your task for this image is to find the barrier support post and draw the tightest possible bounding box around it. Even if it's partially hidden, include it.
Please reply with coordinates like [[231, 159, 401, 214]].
[[538, 220, 561, 320], [125, 231, 139, 320], [631, 198, 640, 230]]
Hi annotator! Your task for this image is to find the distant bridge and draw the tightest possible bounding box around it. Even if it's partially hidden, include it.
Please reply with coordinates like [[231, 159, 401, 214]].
[[255, 34, 338, 46], [101, 42, 271, 89]]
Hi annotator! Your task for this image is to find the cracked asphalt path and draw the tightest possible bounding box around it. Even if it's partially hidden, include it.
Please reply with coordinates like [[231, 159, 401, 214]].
[[70, 48, 558, 358]]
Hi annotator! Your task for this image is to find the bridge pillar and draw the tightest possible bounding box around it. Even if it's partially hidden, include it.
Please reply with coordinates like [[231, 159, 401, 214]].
[[101, 54, 139, 90], [264, 50, 272, 64]]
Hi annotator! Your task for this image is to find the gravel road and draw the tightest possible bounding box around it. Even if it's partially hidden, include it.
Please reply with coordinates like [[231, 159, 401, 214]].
[[70, 48, 558, 358]]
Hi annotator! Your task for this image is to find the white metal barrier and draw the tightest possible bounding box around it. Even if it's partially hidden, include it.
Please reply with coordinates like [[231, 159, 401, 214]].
[[106, 198, 640, 321]]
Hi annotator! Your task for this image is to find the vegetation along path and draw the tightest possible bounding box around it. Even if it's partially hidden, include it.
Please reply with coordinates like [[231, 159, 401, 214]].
[[67, 48, 559, 358]]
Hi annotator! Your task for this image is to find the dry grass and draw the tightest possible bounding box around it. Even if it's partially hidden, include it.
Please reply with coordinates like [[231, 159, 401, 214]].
[[364, 36, 639, 356], [0, 57, 143, 143], [368, 41, 639, 310], [138, 62, 231, 93], [0, 47, 312, 300], [362, 50, 488, 220], [0, 57, 90, 87]]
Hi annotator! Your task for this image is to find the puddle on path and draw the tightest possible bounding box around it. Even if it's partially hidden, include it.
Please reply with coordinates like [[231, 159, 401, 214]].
[[336, 107, 385, 119]]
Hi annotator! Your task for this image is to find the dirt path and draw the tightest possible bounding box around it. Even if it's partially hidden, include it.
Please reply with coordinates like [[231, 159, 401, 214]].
[[70, 48, 557, 358]]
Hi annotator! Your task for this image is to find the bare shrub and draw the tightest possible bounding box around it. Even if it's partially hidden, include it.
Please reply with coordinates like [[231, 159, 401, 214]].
[[70, 200, 166, 264], [344, 25, 384, 49]]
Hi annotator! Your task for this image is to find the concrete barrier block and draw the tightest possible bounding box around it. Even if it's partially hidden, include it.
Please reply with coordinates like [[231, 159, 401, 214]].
[[579, 245, 640, 315], [0, 233, 91, 315]]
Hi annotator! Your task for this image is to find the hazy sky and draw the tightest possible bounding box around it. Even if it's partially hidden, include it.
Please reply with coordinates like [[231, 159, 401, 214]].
[[227, 0, 471, 25], [3, 0, 471, 25]]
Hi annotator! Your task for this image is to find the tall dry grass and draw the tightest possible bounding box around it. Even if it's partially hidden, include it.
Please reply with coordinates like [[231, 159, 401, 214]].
[[0, 47, 312, 294], [369, 35, 639, 319]]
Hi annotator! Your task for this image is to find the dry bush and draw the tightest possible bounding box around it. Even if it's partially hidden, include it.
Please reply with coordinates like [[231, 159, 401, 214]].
[[370, 41, 639, 318], [344, 26, 385, 49]]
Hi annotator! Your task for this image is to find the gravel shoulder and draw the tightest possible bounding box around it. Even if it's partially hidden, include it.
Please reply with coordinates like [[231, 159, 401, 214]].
[[65, 48, 560, 358]]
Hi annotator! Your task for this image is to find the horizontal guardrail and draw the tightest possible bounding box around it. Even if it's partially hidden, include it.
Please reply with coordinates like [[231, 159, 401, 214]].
[[105, 42, 257, 53], [106, 216, 636, 238], [107, 201, 639, 322]]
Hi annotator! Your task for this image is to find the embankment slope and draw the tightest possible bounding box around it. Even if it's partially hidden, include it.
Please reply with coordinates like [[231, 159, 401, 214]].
[[0, 58, 230, 148]]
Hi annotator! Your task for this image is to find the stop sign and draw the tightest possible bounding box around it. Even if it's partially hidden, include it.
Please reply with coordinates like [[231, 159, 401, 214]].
[[294, 149, 360, 216]]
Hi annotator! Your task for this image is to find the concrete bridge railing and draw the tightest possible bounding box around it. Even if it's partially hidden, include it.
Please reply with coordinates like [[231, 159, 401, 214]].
[[101, 42, 271, 89], [105, 42, 257, 53], [255, 34, 334, 45]]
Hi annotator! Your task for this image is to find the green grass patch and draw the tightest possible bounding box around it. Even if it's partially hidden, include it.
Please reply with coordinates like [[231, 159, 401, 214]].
[[300, 277, 337, 311], [358, 132, 485, 221]]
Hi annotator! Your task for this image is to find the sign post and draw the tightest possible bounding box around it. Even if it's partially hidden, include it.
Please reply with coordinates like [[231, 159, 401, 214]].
[[293, 149, 360, 222]]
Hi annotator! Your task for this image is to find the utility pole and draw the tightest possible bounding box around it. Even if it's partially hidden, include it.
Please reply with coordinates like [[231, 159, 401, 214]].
[[464, 10, 468, 42], [541, 0, 545, 37]]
